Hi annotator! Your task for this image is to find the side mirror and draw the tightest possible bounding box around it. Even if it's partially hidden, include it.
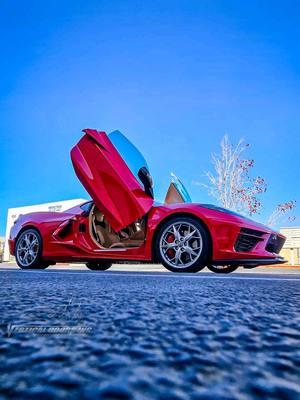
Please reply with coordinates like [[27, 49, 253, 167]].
[[138, 167, 154, 199]]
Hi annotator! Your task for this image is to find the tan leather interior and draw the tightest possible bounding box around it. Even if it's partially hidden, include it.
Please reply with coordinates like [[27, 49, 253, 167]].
[[164, 182, 185, 204], [90, 206, 145, 249]]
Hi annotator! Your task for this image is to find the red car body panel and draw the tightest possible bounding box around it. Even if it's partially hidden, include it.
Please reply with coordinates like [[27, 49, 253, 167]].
[[71, 129, 153, 232], [9, 129, 286, 268], [9, 202, 285, 264]]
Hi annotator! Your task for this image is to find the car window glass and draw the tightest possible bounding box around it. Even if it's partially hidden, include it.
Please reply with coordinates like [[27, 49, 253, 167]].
[[108, 130, 153, 189], [170, 173, 192, 203]]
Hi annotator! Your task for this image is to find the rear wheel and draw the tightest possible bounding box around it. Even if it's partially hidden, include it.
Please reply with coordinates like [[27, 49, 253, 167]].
[[15, 229, 48, 269], [86, 261, 112, 271], [207, 264, 238, 274], [154, 217, 211, 273]]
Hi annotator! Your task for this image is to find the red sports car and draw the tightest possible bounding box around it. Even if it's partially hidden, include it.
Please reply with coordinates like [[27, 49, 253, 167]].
[[9, 129, 286, 273]]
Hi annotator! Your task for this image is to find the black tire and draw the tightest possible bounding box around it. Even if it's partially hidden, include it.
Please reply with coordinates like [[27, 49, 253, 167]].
[[86, 261, 112, 271], [207, 264, 239, 274], [15, 228, 48, 269], [154, 216, 211, 273]]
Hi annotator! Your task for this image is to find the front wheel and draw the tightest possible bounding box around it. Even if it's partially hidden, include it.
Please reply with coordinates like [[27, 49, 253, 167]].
[[154, 217, 211, 273], [15, 229, 48, 269], [86, 261, 112, 271], [207, 264, 239, 274]]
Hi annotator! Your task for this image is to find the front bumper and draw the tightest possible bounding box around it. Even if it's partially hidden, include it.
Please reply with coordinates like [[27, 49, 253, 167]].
[[211, 218, 286, 262], [214, 256, 287, 267]]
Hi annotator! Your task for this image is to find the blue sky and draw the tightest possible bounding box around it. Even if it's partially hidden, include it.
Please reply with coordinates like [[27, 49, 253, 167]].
[[1, 0, 300, 235]]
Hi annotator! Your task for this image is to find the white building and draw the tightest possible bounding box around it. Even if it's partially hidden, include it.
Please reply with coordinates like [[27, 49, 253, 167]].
[[280, 227, 300, 266], [3, 199, 86, 262]]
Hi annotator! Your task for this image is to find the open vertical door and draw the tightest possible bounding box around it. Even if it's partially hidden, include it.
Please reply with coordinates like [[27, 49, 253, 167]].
[[71, 129, 154, 232]]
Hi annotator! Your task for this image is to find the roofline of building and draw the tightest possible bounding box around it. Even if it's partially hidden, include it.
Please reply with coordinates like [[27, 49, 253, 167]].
[[280, 226, 300, 229], [7, 198, 87, 212]]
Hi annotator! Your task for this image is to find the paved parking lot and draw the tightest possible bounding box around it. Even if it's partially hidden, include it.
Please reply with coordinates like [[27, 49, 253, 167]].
[[1, 262, 300, 274], [0, 267, 299, 399]]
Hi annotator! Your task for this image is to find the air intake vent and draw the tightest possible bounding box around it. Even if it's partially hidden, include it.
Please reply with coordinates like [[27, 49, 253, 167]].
[[266, 235, 286, 254], [234, 228, 265, 252], [240, 227, 265, 237]]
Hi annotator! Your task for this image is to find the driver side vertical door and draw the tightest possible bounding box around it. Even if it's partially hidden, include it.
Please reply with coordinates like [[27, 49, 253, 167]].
[[71, 129, 154, 232]]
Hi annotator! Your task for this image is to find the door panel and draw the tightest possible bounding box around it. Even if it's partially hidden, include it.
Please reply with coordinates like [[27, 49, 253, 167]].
[[71, 129, 153, 232]]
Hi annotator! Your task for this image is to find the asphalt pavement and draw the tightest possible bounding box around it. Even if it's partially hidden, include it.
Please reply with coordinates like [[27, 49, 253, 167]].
[[0, 268, 299, 399]]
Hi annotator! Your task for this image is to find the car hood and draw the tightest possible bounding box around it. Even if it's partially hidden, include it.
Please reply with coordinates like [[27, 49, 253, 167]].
[[197, 204, 277, 233]]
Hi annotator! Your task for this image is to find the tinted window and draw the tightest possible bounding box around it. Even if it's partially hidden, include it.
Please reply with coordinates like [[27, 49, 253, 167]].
[[80, 201, 93, 213], [108, 130, 153, 190], [171, 173, 192, 203]]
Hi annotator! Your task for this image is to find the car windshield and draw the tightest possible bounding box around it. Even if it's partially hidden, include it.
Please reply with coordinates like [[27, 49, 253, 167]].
[[170, 173, 192, 203], [108, 130, 153, 195]]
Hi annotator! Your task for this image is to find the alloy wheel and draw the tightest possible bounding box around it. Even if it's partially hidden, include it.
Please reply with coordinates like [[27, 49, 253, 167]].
[[207, 264, 239, 274], [16, 231, 40, 267], [159, 221, 203, 269]]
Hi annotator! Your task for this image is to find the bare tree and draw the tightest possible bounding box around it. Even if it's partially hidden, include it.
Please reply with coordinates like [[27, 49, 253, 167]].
[[267, 201, 296, 227], [194, 135, 296, 226]]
